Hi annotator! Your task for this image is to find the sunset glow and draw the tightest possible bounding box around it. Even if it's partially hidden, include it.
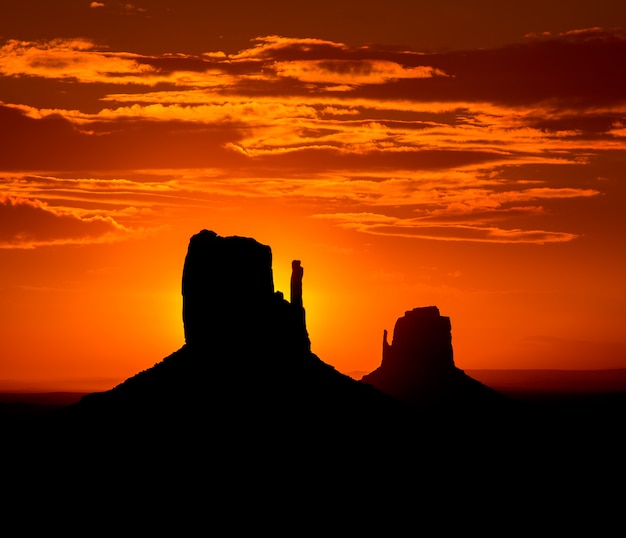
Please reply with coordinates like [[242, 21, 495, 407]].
[[1, 2, 625, 391]]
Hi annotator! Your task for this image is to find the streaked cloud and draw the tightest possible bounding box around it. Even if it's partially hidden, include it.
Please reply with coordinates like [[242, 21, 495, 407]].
[[272, 59, 449, 85], [0, 195, 133, 249], [312, 212, 579, 244], [0, 29, 623, 245], [88, 2, 147, 15], [0, 39, 159, 84]]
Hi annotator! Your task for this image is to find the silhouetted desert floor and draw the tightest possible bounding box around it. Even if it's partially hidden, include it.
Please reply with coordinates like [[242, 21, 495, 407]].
[[2, 369, 625, 416], [467, 368, 626, 393], [0, 391, 86, 422], [2, 372, 624, 531], [3, 368, 626, 421]]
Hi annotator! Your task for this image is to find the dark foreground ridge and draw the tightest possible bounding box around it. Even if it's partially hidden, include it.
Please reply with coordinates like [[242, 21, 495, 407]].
[[5, 230, 624, 528]]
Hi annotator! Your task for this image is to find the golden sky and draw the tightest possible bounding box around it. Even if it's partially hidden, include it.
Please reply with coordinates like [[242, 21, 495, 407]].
[[1, 1, 626, 391]]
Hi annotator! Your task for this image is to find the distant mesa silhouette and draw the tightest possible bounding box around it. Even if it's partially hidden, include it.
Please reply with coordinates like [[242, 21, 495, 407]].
[[361, 306, 505, 411]]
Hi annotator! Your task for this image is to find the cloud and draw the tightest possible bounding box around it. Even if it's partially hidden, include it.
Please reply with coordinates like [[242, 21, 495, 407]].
[[0, 39, 158, 84], [120, 3, 147, 14], [231, 35, 350, 60], [0, 156, 604, 246], [88, 2, 147, 15], [312, 212, 578, 244], [272, 60, 449, 85], [3, 30, 625, 109], [0, 195, 132, 248], [302, 176, 600, 244], [0, 103, 247, 170], [1, 30, 623, 245], [1, 173, 181, 205]]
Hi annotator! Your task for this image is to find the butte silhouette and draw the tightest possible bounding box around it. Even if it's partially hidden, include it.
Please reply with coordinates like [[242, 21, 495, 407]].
[[46, 229, 502, 433], [43, 230, 414, 443], [362, 306, 504, 412]]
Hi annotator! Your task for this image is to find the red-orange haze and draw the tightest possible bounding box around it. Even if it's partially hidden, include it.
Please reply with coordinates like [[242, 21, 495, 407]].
[[1, 1, 626, 391]]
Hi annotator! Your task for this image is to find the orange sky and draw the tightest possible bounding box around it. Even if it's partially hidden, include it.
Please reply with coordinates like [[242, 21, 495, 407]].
[[1, 1, 626, 391]]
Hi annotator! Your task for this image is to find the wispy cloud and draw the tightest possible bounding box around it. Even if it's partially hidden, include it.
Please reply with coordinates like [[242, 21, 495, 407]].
[[272, 59, 449, 85], [0, 30, 622, 245], [0, 39, 159, 84], [312, 212, 579, 244], [0, 195, 134, 249], [88, 2, 147, 15]]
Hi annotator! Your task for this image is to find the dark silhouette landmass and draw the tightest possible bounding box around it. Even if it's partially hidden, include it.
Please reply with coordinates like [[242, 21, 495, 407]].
[[361, 306, 505, 412], [50, 230, 407, 433], [3, 229, 624, 528]]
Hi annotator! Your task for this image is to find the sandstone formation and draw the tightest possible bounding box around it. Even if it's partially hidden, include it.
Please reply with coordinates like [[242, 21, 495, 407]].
[[290, 259, 303, 308], [182, 229, 310, 355], [362, 306, 504, 410], [48, 229, 407, 441]]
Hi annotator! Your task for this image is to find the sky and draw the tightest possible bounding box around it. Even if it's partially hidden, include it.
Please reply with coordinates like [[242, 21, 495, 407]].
[[1, 1, 626, 392]]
